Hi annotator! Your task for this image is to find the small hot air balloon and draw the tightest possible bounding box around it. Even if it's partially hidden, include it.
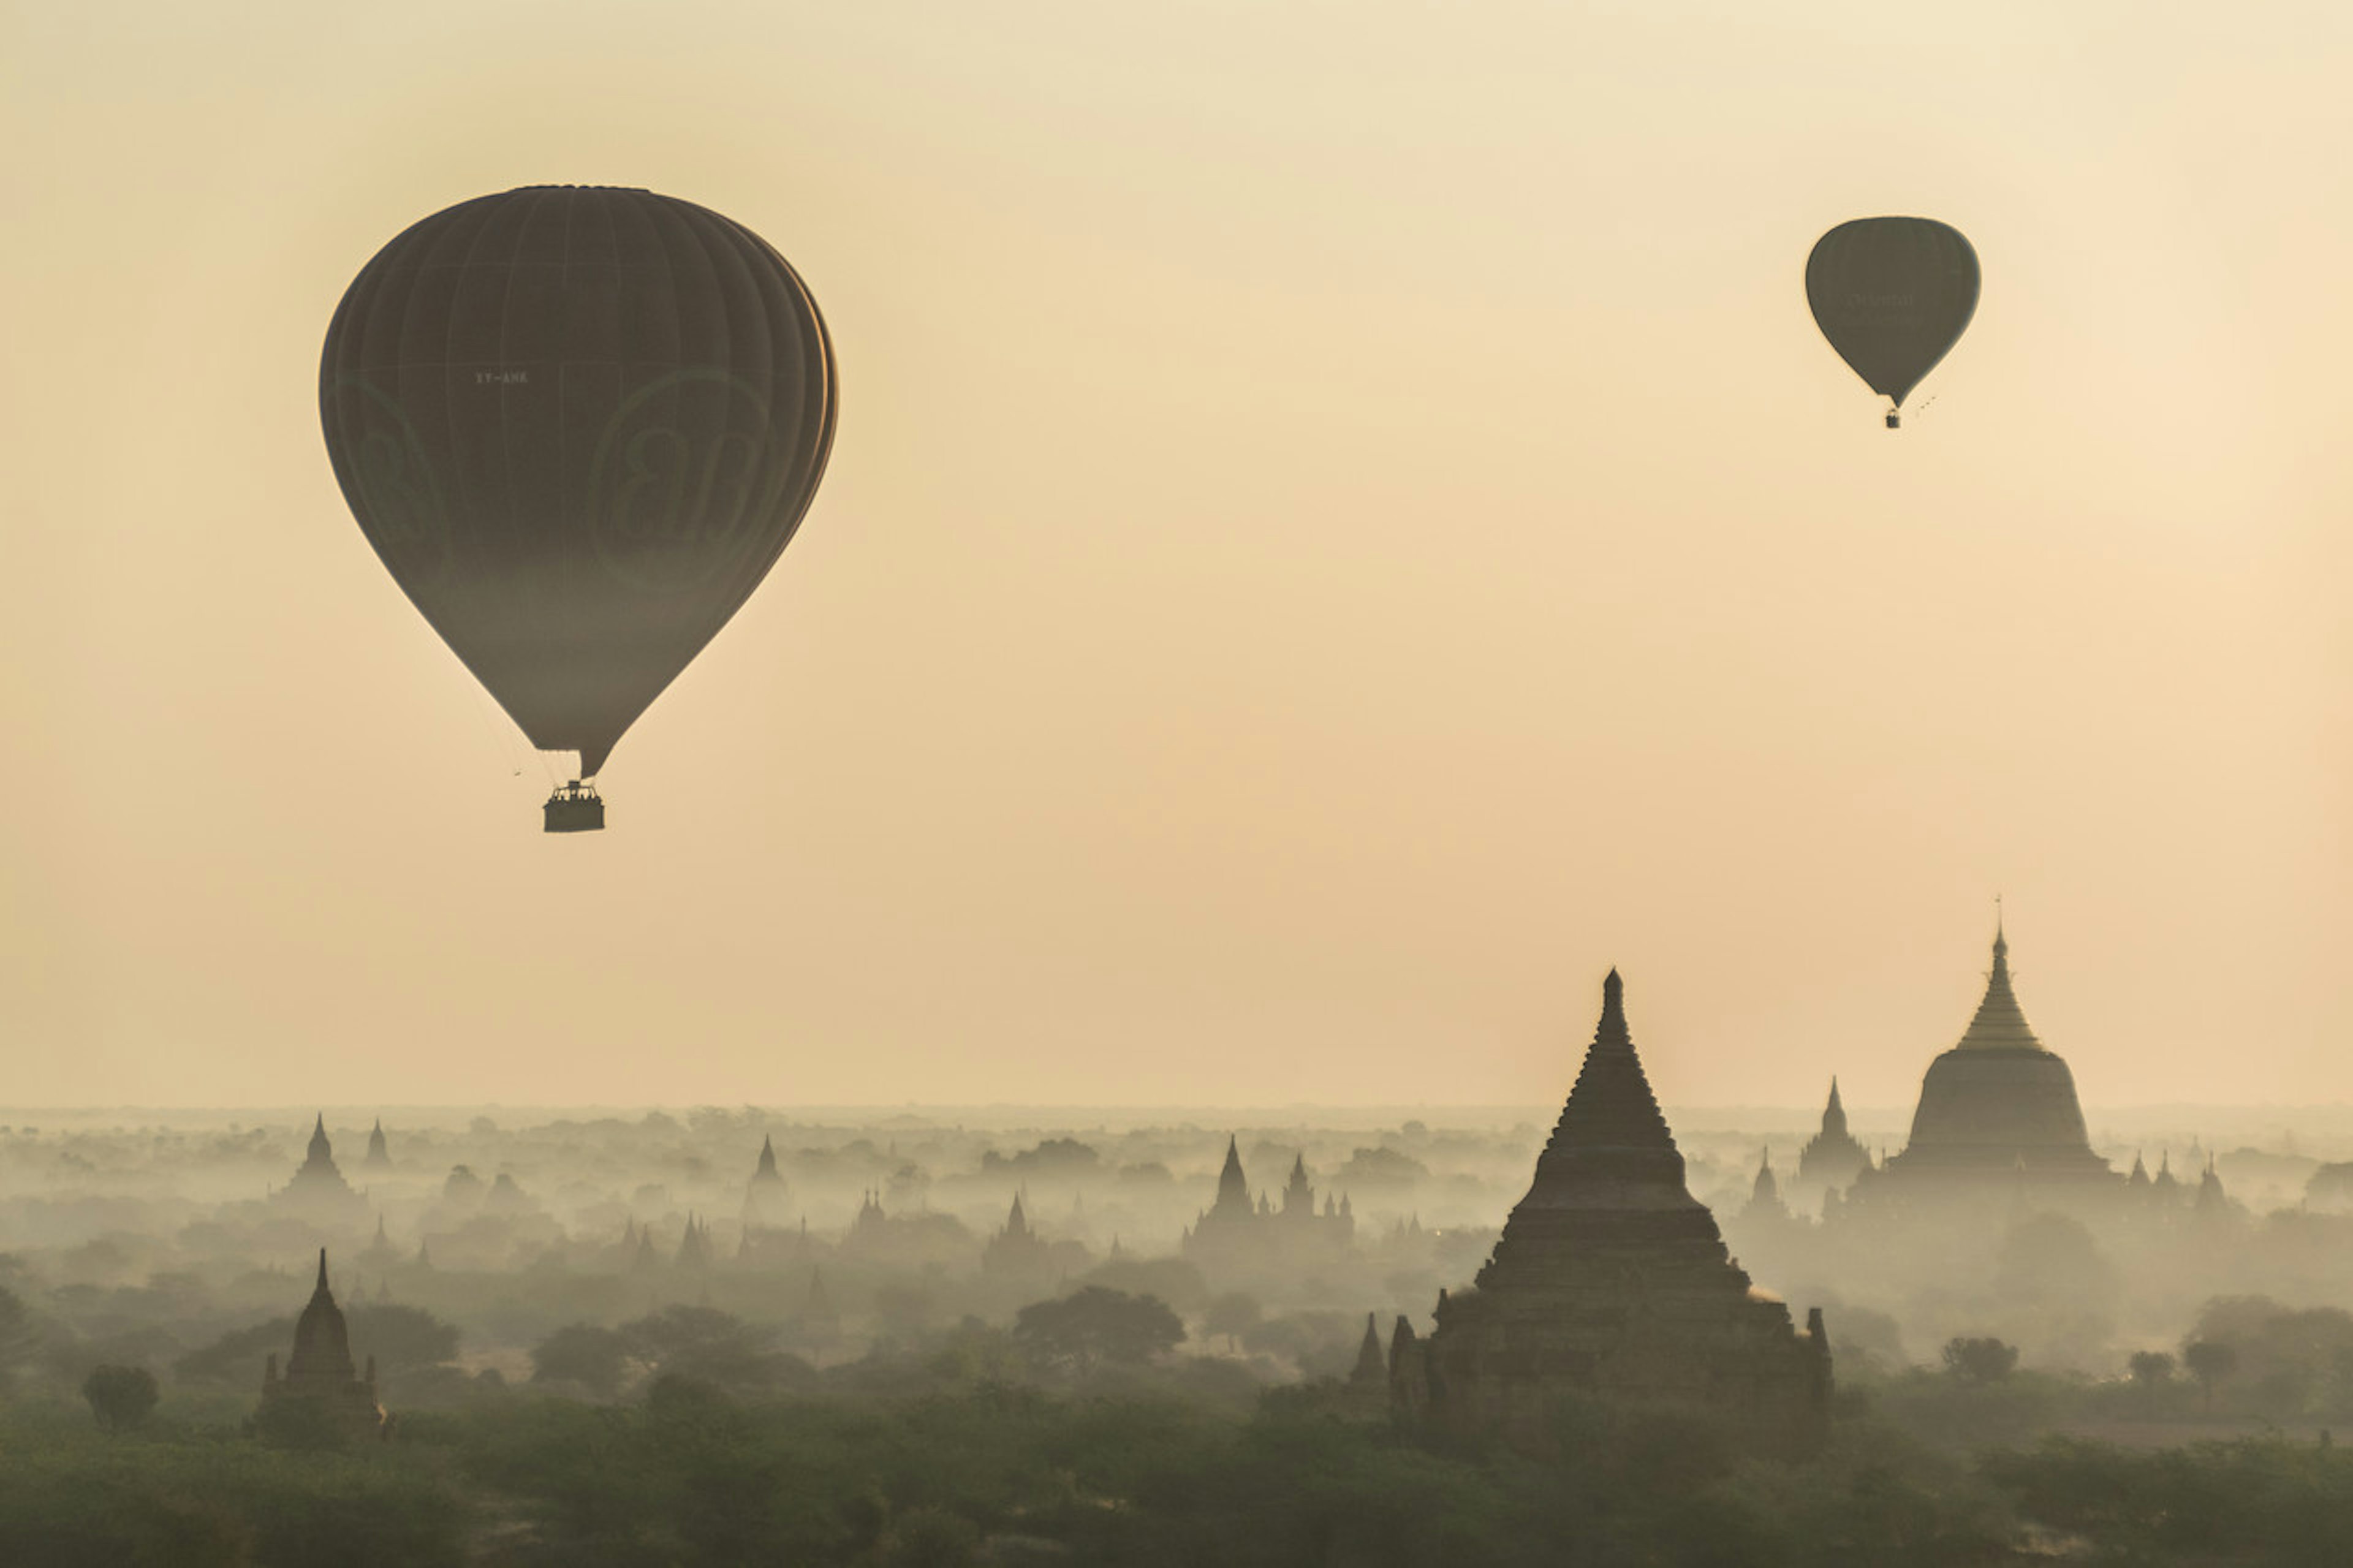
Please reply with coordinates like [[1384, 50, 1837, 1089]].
[[1805, 217, 1978, 428], [320, 186, 838, 831]]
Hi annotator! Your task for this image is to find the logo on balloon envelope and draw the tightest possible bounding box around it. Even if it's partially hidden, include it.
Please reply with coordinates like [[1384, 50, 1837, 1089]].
[[325, 374, 452, 588], [588, 368, 785, 594]]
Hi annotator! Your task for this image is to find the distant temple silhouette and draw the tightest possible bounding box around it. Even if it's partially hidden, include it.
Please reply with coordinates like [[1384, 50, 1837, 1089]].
[[743, 1135, 791, 1229], [1181, 1138, 1354, 1272], [983, 1192, 1050, 1276], [259, 1250, 388, 1443], [276, 1115, 368, 1219], [1740, 1147, 1790, 1224], [1857, 923, 2116, 1202], [1795, 1080, 1870, 1194], [362, 1118, 392, 1171], [980, 1191, 1089, 1285], [675, 1213, 713, 1271], [1390, 971, 1830, 1446]]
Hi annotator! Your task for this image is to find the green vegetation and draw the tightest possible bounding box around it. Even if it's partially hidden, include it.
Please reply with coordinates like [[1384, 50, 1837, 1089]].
[[1942, 1336, 2021, 1385], [8, 1346, 2353, 1566], [80, 1364, 159, 1432], [1009, 1287, 1183, 1375], [1983, 1437, 2353, 1568]]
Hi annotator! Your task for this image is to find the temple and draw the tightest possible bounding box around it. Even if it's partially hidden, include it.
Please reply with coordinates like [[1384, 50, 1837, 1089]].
[[276, 1115, 368, 1219], [259, 1250, 388, 1444], [1391, 971, 1830, 1447], [1181, 1138, 1354, 1275], [1795, 1080, 1870, 1195], [743, 1135, 791, 1229], [1740, 1148, 1790, 1224], [1866, 923, 2116, 1199], [362, 1118, 391, 1171]]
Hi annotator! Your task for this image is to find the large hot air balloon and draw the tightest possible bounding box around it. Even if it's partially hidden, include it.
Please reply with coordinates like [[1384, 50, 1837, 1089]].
[[1805, 217, 1977, 428], [320, 186, 837, 831]]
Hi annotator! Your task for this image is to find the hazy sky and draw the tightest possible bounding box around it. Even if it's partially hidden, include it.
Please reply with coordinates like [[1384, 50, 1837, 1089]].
[[3, 2, 2346, 1110]]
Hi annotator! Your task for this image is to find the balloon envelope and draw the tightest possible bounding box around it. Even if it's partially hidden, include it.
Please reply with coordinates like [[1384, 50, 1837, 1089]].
[[320, 186, 837, 778], [1805, 217, 1978, 410]]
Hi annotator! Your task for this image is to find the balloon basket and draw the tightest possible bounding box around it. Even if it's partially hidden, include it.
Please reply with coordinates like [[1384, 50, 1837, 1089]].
[[1885, 412, 1901, 429], [544, 781, 605, 834]]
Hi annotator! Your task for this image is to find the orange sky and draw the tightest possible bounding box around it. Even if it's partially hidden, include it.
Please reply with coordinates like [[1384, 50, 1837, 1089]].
[[2, 1, 2346, 1109]]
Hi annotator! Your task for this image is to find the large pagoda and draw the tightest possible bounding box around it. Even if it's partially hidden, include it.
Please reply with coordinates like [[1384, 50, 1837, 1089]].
[[1873, 923, 2115, 1193], [1391, 971, 1831, 1446]]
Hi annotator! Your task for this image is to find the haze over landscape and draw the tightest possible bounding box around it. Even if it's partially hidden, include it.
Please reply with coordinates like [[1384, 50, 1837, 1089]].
[[6, 6, 2353, 1564], [6, 1, 2346, 1110]]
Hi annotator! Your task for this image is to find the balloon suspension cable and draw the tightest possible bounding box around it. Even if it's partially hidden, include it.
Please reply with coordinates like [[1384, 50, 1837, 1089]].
[[460, 681, 531, 779]]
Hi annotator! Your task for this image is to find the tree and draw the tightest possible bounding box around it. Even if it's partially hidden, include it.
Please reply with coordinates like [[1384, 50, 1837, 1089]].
[[620, 1305, 809, 1393], [2128, 1350, 2176, 1415], [174, 1317, 295, 1388], [1942, 1336, 2020, 1384], [347, 1304, 460, 1375], [0, 1284, 45, 1389], [1203, 1292, 1263, 1352], [2183, 1340, 2238, 1414], [1013, 1287, 1183, 1375], [531, 1324, 634, 1399], [2184, 1297, 2353, 1422], [1078, 1256, 1210, 1314], [81, 1364, 159, 1432]]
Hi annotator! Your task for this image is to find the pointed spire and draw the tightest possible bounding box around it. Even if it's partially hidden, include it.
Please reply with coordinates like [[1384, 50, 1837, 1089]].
[[304, 1113, 334, 1168], [1213, 1134, 1251, 1211], [1520, 969, 1690, 1206], [1957, 919, 2043, 1051], [1351, 1312, 1387, 1385], [314, 1248, 330, 1296], [1821, 1078, 1850, 1142]]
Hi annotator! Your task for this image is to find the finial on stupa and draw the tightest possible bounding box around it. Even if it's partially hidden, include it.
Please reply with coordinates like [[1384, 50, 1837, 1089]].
[[1594, 968, 1630, 1047]]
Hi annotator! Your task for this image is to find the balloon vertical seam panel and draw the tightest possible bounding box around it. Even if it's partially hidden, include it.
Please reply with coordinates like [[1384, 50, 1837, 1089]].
[[320, 187, 838, 778]]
